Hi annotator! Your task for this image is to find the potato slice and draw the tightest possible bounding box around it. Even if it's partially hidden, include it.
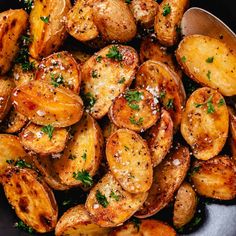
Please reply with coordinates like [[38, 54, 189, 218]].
[[191, 156, 236, 200], [81, 45, 138, 119], [154, 0, 189, 46], [135, 146, 190, 218], [86, 172, 148, 227], [109, 89, 160, 132], [181, 87, 228, 160], [176, 35, 236, 96], [55, 204, 110, 236], [106, 129, 153, 194], [11, 80, 84, 127], [29, 0, 71, 59], [0, 9, 28, 74], [173, 182, 197, 228], [54, 113, 103, 187], [146, 109, 173, 167], [36, 51, 81, 93], [2, 167, 58, 233]]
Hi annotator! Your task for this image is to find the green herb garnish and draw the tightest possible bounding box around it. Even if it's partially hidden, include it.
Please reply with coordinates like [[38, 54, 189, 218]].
[[73, 170, 93, 187], [218, 98, 225, 107], [23, 0, 34, 13], [206, 57, 214, 63], [96, 190, 109, 208], [131, 217, 141, 232], [51, 74, 64, 87], [92, 70, 98, 78], [81, 152, 87, 160], [125, 0, 132, 3], [207, 70, 211, 80], [194, 95, 215, 114], [40, 15, 50, 24], [6, 159, 14, 164], [106, 46, 123, 61], [41, 125, 54, 140], [15, 220, 34, 234], [166, 98, 174, 109], [181, 56, 187, 62], [15, 160, 32, 169], [110, 191, 120, 201], [124, 90, 143, 110], [96, 56, 102, 62], [81, 93, 96, 110], [163, 4, 171, 16], [129, 116, 143, 126], [118, 77, 125, 84]]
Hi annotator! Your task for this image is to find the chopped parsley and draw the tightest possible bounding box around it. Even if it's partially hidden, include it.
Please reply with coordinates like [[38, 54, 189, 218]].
[[162, 4, 171, 16], [125, 0, 132, 3], [118, 77, 125, 84], [23, 0, 34, 13], [41, 125, 54, 140], [218, 98, 225, 107], [206, 57, 214, 63], [130, 116, 143, 126], [62, 199, 73, 206], [206, 70, 211, 80], [15, 220, 34, 234], [96, 56, 102, 62], [51, 74, 64, 87], [81, 92, 96, 110], [110, 191, 120, 201], [159, 91, 166, 99], [181, 56, 187, 62], [124, 90, 143, 110], [92, 70, 98, 78], [190, 166, 201, 176], [166, 98, 174, 109], [81, 152, 87, 160], [124, 145, 129, 151], [96, 190, 109, 208], [15, 160, 32, 169], [194, 95, 215, 114], [131, 217, 141, 232], [40, 15, 50, 24], [73, 170, 93, 187], [106, 46, 123, 61], [6, 159, 14, 164]]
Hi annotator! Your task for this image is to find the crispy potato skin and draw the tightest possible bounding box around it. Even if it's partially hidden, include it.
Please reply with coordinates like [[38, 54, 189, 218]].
[[176, 35, 236, 96], [181, 87, 228, 160], [191, 156, 236, 200], [154, 0, 189, 46], [86, 172, 148, 227], [29, 0, 71, 59], [173, 182, 197, 228], [0, 9, 28, 74], [136, 146, 190, 218], [11, 80, 84, 127], [229, 107, 236, 162], [13, 63, 35, 86]]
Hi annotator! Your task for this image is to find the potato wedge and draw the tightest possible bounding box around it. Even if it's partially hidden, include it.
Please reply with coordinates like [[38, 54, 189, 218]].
[[146, 109, 173, 167], [181, 87, 228, 160], [176, 35, 236, 96], [135, 146, 190, 218], [173, 182, 197, 228], [191, 156, 236, 200], [86, 172, 148, 227], [29, 0, 71, 59], [11, 80, 84, 127], [54, 113, 103, 187], [0, 9, 28, 74], [13, 63, 35, 86], [109, 89, 160, 132], [102, 118, 119, 142], [2, 167, 58, 233], [154, 0, 189, 46], [92, 0, 137, 42], [36, 51, 81, 93], [55, 204, 110, 236], [81, 45, 138, 119], [106, 129, 153, 194]]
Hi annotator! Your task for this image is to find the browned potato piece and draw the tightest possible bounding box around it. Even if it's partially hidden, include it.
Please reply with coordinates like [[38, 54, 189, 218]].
[[86, 172, 148, 227], [229, 107, 236, 141], [154, 0, 189, 46], [176, 35, 236, 96], [181, 87, 228, 160], [106, 129, 153, 194], [191, 156, 236, 200], [81, 45, 138, 119], [173, 182, 197, 228], [54, 113, 103, 187], [102, 119, 119, 142], [92, 0, 137, 42], [11, 80, 84, 127], [109, 89, 160, 132], [69, 49, 93, 65], [2, 168, 58, 233], [136, 146, 190, 218], [110, 219, 176, 236], [55, 204, 110, 236], [0, 9, 28, 74], [146, 109, 173, 167], [29, 0, 71, 59]]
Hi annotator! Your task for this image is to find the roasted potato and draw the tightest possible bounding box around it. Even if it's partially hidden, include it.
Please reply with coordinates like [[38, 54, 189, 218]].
[[181, 87, 228, 160], [86, 172, 148, 227], [102, 118, 119, 142], [69, 49, 93, 65], [154, 0, 189, 46], [81, 45, 138, 119], [136, 146, 190, 218], [228, 107, 236, 162], [11, 80, 84, 127], [0, 9, 28, 74], [109, 89, 160, 132], [176, 35, 236, 96], [29, 0, 71, 59], [173, 182, 197, 228], [191, 156, 236, 200]]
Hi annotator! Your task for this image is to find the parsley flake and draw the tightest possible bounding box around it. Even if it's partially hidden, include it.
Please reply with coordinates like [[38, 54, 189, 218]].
[[40, 15, 50, 24], [206, 57, 214, 63], [6, 159, 14, 164], [23, 0, 34, 13], [92, 70, 98, 78], [96, 190, 109, 208], [218, 98, 225, 107], [125, 0, 132, 3], [181, 56, 187, 62], [81, 152, 87, 160], [207, 70, 211, 80], [163, 4, 171, 16], [110, 191, 120, 201], [124, 90, 143, 110], [51, 74, 64, 87], [106, 46, 123, 61], [15, 160, 32, 169], [118, 77, 125, 84], [166, 98, 174, 109], [131, 217, 141, 232], [73, 170, 93, 187], [81, 93, 96, 110], [96, 56, 102, 62], [41, 125, 54, 140], [130, 116, 144, 126], [15, 220, 34, 234], [194, 95, 215, 114]]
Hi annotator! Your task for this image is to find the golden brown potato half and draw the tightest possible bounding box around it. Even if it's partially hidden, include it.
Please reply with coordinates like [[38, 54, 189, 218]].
[[110, 219, 176, 236], [29, 0, 71, 59], [176, 35, 236, 96], [135, 60, 183, 131], [55, 204, 110, 236], [191, 156, 236, 200], [2, 167, 58, 233], [54, 113, 103, 187], [181, 87, 228, 160], [81, 45, 138, 119], [92, 0, 137, 42], [136, 146, 190, 218], [106, 129, 153, 194], [102, 119, 119, 142], [69, 49, 93, 65], [11, 80, 84, 127], [109, 89, 160, 132], [173, 182, 197, 228], [146, 109, 173, 167], [36, 51, 81, 93], [86, 172, 148, 227], [20, 123, 69, 155], [154, 0, 189, 46], [0, 9, 28, 74]]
